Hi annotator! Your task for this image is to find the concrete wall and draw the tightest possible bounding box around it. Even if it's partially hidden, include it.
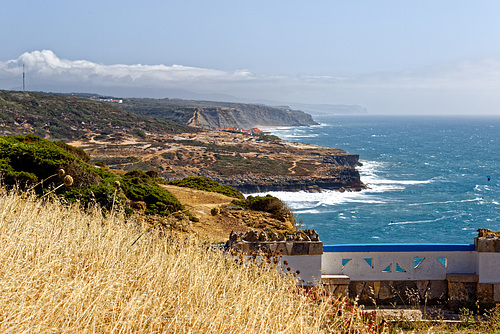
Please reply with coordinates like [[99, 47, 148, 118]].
[[323, 239, 500, 309], [322, 245, 476, 281], [228, 239, 323, 286], [228, 236, 500, 309]]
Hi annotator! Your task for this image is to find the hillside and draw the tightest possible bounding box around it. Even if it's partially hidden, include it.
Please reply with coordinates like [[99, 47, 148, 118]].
[[0, 90, 365, 194], [161, 184, 295, 242], [0, 90, 197, 140], [115, 97, 319, 129], [0, 134, 297, 242]]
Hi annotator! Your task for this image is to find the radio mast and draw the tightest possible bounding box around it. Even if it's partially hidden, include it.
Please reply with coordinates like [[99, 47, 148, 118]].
[[22, 64, 25, 91]]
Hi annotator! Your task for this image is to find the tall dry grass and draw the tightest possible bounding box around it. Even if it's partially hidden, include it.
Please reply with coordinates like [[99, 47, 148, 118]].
[[0, 189, 371, 333]]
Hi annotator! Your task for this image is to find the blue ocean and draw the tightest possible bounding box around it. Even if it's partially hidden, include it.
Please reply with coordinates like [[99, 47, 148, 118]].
[[259, 115, 500, 245]]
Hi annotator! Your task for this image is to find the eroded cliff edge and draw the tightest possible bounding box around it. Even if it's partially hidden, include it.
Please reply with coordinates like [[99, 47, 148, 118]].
[[117, 98, 319, 129], [0, 90, 364, 194], [82, 130, 365, 194]]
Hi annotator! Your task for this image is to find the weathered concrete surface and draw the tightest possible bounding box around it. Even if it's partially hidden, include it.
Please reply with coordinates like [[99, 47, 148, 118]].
[[322, 275, 350, 297], [348, 280, 448, 306], [475, 236, 500, 252]]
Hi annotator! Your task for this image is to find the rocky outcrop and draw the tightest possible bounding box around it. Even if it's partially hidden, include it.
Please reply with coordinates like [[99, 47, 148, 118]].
[[211, 173, 364, 193], [110, 97, 319, 129], [207, 152, 365, 193], [84, 123, 365, 194], [187, 105, 318, 129]]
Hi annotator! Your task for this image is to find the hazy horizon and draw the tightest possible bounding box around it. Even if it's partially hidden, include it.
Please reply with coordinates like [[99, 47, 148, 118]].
[[2, 1, 500, 116]]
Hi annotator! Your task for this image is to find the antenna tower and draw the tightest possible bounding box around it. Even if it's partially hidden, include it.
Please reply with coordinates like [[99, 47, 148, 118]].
[[22, 64, 25, 91]]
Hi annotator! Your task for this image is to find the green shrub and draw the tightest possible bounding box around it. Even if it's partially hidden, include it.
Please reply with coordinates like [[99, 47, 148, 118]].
[[0, 134, 86, 190], [121, 170, 183, 216], [231, 195, 291, 221], [0, 135, 185, 218], [53, 141, 91, 162], [168, 176, 244, 199], [64, 182, 125, 212]]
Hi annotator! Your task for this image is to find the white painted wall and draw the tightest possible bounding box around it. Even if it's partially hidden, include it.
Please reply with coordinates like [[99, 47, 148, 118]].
[[477, 252, 500, 283], [280, 255, 322, 285], [322, 251, 477, 281]]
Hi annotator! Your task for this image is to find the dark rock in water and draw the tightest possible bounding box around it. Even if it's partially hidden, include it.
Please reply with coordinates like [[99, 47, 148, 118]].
[[213, 173, 364, 194]]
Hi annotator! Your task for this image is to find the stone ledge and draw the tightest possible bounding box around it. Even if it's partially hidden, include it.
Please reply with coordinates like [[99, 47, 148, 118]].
[[228, 241, 323, 256], [322, 275, 350, 297], [475, 236, 500, 252], [322, 274, 350, 285], [446, 273, 479, 283]]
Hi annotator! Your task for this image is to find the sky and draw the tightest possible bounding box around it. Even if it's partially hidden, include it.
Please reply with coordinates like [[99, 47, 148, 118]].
[[1, 0, 500, 115]]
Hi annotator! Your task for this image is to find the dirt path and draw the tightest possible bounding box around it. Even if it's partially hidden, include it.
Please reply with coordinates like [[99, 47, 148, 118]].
[[162, 184, 234, 209], [161, 185, 245, 242], [160, 185, 295, 243]]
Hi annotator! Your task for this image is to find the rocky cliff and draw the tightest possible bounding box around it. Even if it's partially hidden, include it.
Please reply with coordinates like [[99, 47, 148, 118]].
[[117, 98, 318, 129], [83, 129, 365, 194], [0, 90, 364, 194], [210, 173, 363, 193], [187, 105, 318, 129], [208, 153, 363, 193]]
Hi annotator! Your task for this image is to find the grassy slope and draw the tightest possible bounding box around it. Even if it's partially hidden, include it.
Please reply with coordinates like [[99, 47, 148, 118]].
[[0, 90, 198, 140], [0, 190, 371, 333]]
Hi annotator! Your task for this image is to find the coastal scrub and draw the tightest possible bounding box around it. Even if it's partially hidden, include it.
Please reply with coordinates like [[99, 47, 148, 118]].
[[0, 190, 370, 333]]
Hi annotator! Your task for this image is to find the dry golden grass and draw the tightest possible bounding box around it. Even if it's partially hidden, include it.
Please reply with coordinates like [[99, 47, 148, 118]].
[[0, 189, 372, 333]]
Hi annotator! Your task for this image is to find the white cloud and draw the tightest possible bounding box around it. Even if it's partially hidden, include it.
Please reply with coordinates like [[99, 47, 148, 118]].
[[1, 50, 254, 86], [1, 50, 500, 115]]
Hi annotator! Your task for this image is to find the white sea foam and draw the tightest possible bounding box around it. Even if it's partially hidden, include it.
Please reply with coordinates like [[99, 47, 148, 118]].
[[283, 134, 319, 139], [389, 216, 447, 225], [249, 159, 436, 211], [249, 188, 386, 212], [358, 160, 433, 193], [408, 197, 482, 206]]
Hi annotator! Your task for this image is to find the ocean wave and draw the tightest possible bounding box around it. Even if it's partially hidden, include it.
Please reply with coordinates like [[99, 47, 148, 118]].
[[408, 197, 483, 206], [373, 179, 433, 185], [250, 190, 387, 211], [281, 134, 319, 139], [358, 159, 434, 192], [294, 209, 325, 214], [388, 216, 447, 225]]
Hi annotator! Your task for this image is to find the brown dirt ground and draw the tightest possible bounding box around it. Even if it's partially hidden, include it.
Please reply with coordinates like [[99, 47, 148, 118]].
[[160, 184, 295, 243]]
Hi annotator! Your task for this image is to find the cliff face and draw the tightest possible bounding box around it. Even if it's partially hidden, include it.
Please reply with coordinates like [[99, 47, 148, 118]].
[[209, 153, 363, 193], [187, 105, 318, 129], [210, 171, 363, 193], [118, 98, 318, 129], [83, 129, 365, 194]]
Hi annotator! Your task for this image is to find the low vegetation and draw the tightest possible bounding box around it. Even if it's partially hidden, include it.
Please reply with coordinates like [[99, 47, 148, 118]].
[[232, 194, 294, 223], [0, 90, 197, 140], [209, 153, 292, 176], [121, 170, 183, 216], [0, 190, 373, 333], [0, 134, 184, 217], [168, 176, 245, 199]]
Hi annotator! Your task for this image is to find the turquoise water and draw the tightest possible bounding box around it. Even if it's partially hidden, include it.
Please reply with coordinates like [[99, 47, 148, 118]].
[[257, 115, 500, 245]]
